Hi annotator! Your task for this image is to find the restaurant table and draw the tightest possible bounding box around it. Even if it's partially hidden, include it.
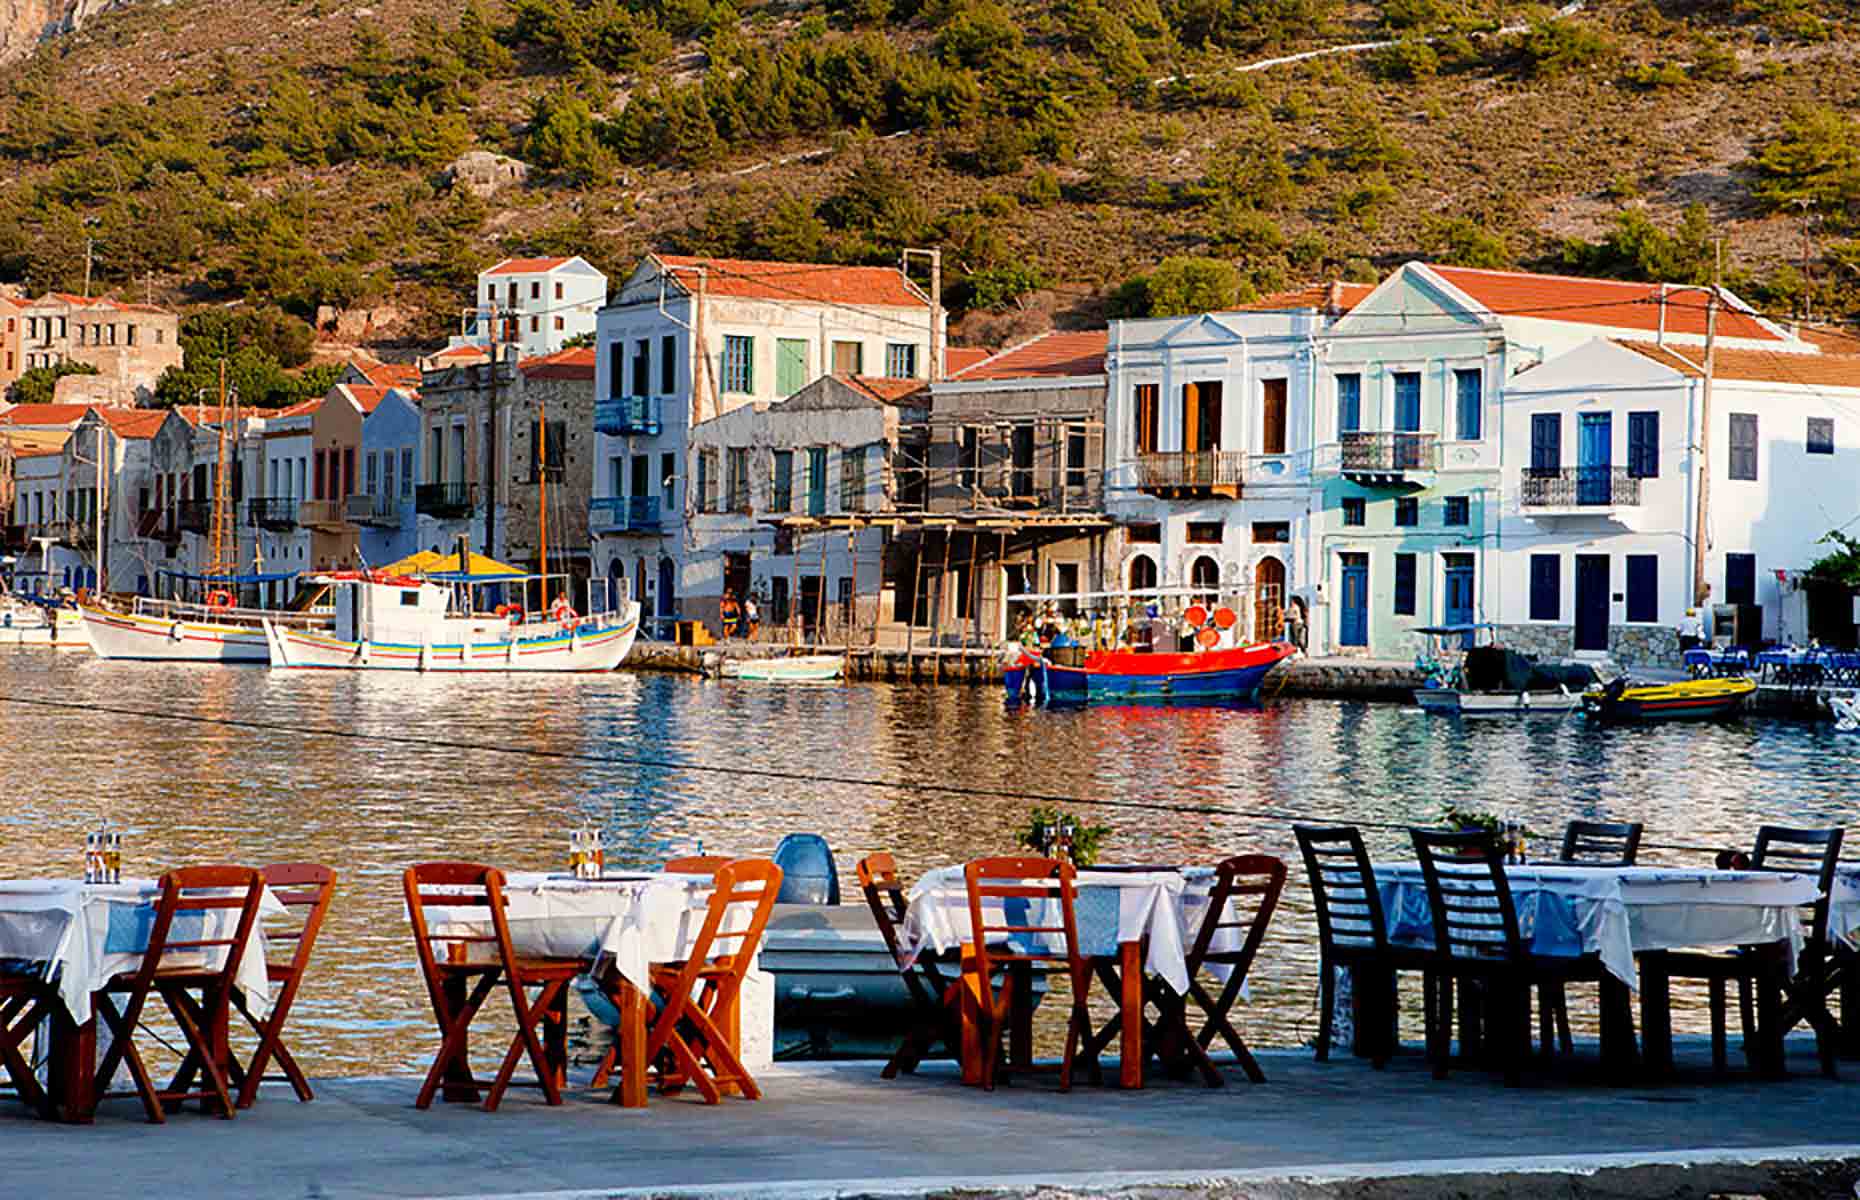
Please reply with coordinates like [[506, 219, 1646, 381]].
[[424, 871, 716, 1107], [901, 865, 1234, 1089], [0, 877, 285, 1122]]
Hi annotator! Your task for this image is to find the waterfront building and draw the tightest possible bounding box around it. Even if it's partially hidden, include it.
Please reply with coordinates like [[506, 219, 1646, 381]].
[[354, 386, 422, 568], [472, 256, 607, 360], [70, 407, 164, 596], [9, 444, 82, 592], [251, 398, 317, 605], [1497, 338, 1860, 662], [590, 254, 942, 632], [0, 290, 23, 390]]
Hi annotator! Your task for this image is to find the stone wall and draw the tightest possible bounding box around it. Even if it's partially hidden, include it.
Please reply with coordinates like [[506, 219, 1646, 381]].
[[1493, 623, 1682, 669]]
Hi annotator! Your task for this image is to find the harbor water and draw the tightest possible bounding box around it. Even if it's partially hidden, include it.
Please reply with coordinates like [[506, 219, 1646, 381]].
[[0, 652, 1853, 1077]]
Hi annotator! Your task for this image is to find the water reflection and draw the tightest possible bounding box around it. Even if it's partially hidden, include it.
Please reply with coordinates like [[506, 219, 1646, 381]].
[[0, 653, 1851, 1075]]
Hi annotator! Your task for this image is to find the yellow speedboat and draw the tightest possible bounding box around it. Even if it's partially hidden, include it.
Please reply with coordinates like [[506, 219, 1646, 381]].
[[1582, 675, 1756, 722]]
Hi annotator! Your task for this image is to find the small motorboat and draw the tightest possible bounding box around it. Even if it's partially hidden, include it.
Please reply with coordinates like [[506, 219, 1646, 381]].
[[1413, 636, 1595, 716], [1582, 675, 1756, 722], [719, 653, 845, 683]]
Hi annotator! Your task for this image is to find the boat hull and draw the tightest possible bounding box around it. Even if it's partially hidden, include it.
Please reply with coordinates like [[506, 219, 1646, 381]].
[[1006, 642, 1296, 703], [1415, 688, 1580, 715], [264, 610, 639, 672], [1583, 677, 1755, 722], [79, 605, 270, 663], [726, 654, 845, 682]]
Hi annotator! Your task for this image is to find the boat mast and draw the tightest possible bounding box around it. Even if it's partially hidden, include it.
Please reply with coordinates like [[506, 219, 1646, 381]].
[[537, 396, 550, 607], [206, 361, 235, 587]]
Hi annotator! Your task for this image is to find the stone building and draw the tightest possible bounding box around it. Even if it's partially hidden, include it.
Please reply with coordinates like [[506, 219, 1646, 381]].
[[18, 294, 182, 404]]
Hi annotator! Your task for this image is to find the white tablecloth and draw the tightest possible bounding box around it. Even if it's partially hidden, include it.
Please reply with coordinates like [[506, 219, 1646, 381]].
[[0, 878, 285, 1023], [427, 871, 715, 991], [1378, 864, 1828, 990], [901, 865, 1230, 995]]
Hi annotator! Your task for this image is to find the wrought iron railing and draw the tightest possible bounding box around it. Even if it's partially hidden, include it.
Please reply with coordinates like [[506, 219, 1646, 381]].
[[1340, 431, 1438, 472], [415, 482, 478, 519], [1136, 451, 1245, 491], [1521, 467, 1642, 507], [345, 493, 401, 527], [594, 395, 662, 437], [589, 495, 662, 533], [246, 496, 298, 530]]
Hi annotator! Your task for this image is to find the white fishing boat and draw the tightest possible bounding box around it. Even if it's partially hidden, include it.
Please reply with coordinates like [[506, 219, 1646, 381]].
[[0, 597, 85, 648], [1412, 627, 1594, 716], [78, 588, 327, 663], [721, 653, 846, 683]]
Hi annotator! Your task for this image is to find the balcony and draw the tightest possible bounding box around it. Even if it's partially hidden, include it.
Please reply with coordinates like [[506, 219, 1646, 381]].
[[247, 496, 298, 532], [1136, 451, 1244, 499], [297, 499, 353, 531], [595, 395, 662, 437], [589, 495, 662, 534], [1340, 431, 1438, 485], [416, 481, 478, 519], [345, 493, 401, 528], [177, 499, 211, 535], [1521, 467, 1642, 514]]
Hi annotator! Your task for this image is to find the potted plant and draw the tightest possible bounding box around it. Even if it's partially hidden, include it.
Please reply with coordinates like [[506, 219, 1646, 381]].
[[1017, 806, 1111, 867], [1440, 804, 1502, 858]]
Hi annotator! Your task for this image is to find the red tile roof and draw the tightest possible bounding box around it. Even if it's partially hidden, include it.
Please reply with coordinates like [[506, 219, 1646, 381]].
[[98, 409, 167, 439], [653, 255, 930, 309], [356, 361, 424, 389], [519, 346, 597, 381], [944, 346, 993, 376], [1232, 282, 1373, 314], [276, 397, 325, 419], [843, 375, 928, 404], [1423, 265, 1783, 342], [485, 256, 574, 276], [338, 384, 393, 414], [0, 403, 113, 426], [430, 344, 490, 363], [1798, 323, 1860, 355], [1616, 340, 1860, 388], [952, 330, 1107, 381]]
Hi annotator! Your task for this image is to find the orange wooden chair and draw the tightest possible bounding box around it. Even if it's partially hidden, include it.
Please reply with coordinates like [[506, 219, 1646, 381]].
[[963, 856, 1096, 1091], [403, 863, 588, 1112], [230, 863, 336, 1109], [0, 974, 52, 1117], [93, 866, 266, 1122], [856, 852, 961, 1079], [618, 858, 782, 1105], [663, 855, 734, 875]]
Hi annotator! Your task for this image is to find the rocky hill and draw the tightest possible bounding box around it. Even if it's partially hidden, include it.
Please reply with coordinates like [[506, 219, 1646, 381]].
[[0, 0, 1856, 355], [0, 0, 121, 65]]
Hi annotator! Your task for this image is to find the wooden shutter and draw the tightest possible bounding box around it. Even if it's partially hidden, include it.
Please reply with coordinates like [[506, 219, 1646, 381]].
[[1261, 378, 1287, 455]]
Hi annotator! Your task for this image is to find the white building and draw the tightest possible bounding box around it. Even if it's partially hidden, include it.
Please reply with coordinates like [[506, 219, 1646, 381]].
[[474, 257, 608, 359], [590, 254, 942, 632], [1496, 337, 1860, 662]]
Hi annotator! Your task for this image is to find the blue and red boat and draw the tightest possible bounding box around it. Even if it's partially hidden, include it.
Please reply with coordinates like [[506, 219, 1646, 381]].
[[1006, 641, 1298, 703]]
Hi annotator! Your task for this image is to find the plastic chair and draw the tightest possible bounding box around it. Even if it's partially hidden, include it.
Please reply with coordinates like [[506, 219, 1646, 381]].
[[232, 863, 336, 1108], [855, 852, 960, 1078], [773, 834, 841, 905]]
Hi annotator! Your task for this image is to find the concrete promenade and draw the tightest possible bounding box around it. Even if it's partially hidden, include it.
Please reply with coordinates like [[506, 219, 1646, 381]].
[[5, 1043, 1858, 1200]]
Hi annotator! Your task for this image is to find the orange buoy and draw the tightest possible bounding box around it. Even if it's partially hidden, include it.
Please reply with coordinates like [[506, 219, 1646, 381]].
[[205, 589, 233, 610], [1195, 626, 1221, 649], [1184, 604, 1209, 627], [1212, 606, 1238, 630]]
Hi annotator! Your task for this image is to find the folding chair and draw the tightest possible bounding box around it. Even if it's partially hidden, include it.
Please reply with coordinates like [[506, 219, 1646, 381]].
[[0, 973, 52, 1117], [93, 866, 266, 1123], [1165, 855, 1286, 1084], [664, 856, 734, 875], [231, 863, 336, 1109], [855, 852, 960, 1079], [1540, 821, 1644, 1056], [403, 863, 588, 1112], [964, 856, 1096, 1092], [623, 858, 783, 1104]]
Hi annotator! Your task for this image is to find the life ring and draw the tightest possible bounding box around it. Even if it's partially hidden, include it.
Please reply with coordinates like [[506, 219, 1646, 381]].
[[1183, 604, 1209, 628], [551, 597, 577, 629], [205, 589, 233, 611], [1212, 606, 1238, 630], [1195, 626, 1222, 649]]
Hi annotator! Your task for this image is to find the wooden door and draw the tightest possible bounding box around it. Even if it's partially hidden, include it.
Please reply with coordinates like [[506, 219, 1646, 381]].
[[1254, 556, 1285, 642]]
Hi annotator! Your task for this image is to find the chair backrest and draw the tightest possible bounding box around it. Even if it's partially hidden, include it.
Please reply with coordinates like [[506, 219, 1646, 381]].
[[1558, 820, 1643, 866], [1751, 825, 1845, 950], [665, 859, 783, 989], [127, 865, 266, 993], [259, 863, 337, 981], [402, 863, 519, 1006], [1409, 828, 1525, 964], [664, 855, 734, 876], [1293, 825, 1389, 956], [856, 852, 947, 1006], [1186, 854, 1286, 979], [772, 833, 841, 905], [962, 856, 1083, 986]]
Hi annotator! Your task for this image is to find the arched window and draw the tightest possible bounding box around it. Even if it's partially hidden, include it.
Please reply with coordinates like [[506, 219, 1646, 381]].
[[1190, 555, 1220, 603], [1128, 554, 1158, 593]]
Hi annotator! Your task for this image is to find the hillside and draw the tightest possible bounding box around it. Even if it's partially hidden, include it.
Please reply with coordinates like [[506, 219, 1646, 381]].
[[0, 0, 1857, 355]]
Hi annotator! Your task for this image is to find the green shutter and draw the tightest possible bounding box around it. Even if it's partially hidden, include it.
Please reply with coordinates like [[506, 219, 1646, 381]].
[[777, 338, 808, 397]]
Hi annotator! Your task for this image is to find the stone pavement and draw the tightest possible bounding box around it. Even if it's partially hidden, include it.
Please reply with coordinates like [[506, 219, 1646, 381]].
[[4, 1044, 1858, 1200]]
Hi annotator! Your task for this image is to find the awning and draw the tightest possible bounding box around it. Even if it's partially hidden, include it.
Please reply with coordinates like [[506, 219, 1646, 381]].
[[158, 569, 301, 584], [380, 549, 526, 579]]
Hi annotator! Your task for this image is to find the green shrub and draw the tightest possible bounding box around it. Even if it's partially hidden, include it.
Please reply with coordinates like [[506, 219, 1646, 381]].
[[1752, 105, 1860, 215], [524, 90, 619, 187], [1559, 203, 1714, 284], [1380, 0, 1442, 31], [7, 361, 97, 406], [963, 262, 1047, 310], [1690, 38, 1737, 82], [1624, 60, 1688, 89], [1140, 255, 1243, 315], [1372, 38, 1438, 81], [1513, 15, 1617, 78], [1023, 166, 1063, 206], [1428, 216, 1511, 269], [1334, 105, 1412, 173]]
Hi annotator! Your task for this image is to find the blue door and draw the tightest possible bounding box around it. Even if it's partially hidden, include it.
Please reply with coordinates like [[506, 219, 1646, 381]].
[[1575, 554, 1609, 652], [1443, 554, 1475, 648], [1578, 412, 1612, 505], [1339, 553, 1369, 647], [658, 556, 676, 625]]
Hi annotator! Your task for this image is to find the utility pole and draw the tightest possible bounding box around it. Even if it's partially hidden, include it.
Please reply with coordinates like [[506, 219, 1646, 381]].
[[82, 239, 93, 302], [1691, 243, 1722, 609], [94, 420, 106, 592]]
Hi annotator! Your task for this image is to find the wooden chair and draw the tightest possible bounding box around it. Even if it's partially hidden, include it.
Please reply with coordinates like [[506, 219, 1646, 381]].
[[0, 973, 52, 1117], [963, 856, 1096, 1092], [1539, 821, 1645, 1055], [855, 852, 960, 1079], [1641, 825, 1844, 1079], [664, 856, 734, 876], [93, 866, 266, 1122], [1183, 855, 1286, 1083], [1410, 828, 1628, 1086], [230, 863, 336, 1109], [623, 858, 783, 1104], [403, 863, 588, 1112], [1293, 825, 1432, 1067]]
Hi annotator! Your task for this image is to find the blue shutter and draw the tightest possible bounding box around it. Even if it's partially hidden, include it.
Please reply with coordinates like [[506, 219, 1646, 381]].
[[1530, 414, 1560, 474], [1393, 553, 1416, 616], [1336, 373, 1361, 434], [1394, 373, 1421, 432], [1529, 554, 1559, 621], [1628, 412, 1659, 478], [1625, 555, 1657, 623], [1454, 369, 1481, 440], [1725, 553, 1756, 605]]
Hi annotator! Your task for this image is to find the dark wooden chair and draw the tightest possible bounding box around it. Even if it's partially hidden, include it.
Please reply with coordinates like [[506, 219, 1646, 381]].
[[0, 973, 53, 1117], [1539, 821, 1645, 1055], [1641, 825, 1844, 1079], [93, 866, 267, 1122], [1293, 825, 1432, 1067], [403, 863, 588, 1112], [231, 863, 336, 1109], [855, 852, 960, 1079], [1410, 828, 1629, 1086], [963, 856, 1096, 1091]]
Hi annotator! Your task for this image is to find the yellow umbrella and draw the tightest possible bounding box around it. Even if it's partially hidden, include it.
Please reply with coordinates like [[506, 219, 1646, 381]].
[[380, 549, 526, 577]]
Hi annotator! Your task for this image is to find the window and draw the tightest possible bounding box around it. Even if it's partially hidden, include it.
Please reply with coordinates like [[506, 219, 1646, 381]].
[[721, 335, 754, 393], [1128, 554, 1158, 591], [553, 316, 564, 331], [631, 339, 650, 396], [365, 452, 379, 496], [1251, 521, 1289, 543], [838, 576, 855, 626], [1394, 497, 1418, 527], [1443, 496, 1469, 526], [1128, 522, 1160, 544], [1725, 553, 1756, 605], [698, 449, 718, 512], [831, 340, 863, 375], [400, 448, 414, 497], [841, 448, 866, 511], [660, 335, 676, 393], [555, 281, 563, 300], [529, 316, 539, 333], [1628, 411, 1659, 478], [1454, 368, 1481, 440], [1529, 554, 1559, 621], [806, 446, 827, 516], [1808, 417, 1834, 455], [607, 339, 625, 399], [770, 576, 789, 625], [771, 450, 793, 512], [1133, 384, 1159, 454], [1393, 371, 1421, 432], [1393, 553, 1416, 616], [1729, 413, 1758, 480], [532, 418, 565, 481], [884, 343, 918, 379], [1066, 430, 1087, 488], [1530, 413, 1560, 474], [1626, 555, 1657, 623], [401, 589, 419, 607], [530, 281, 541, 300], [1186, 521, 1223, 544], [382, 451, 395, 505], [727, 447, 750, 512], [1336, 373, 1361, 435], [776, 338, 808, 397], [1261, 378, 1288, 455], [959, 427, 979, 490], [661, 452, 677, 508], [1341, 497, 1366, 526]]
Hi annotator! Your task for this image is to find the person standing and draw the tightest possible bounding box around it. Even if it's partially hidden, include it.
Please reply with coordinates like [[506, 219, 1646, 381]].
[[1677, 608, 1704, 653], [745, 593, 761, 640], [719, 589, 742, 640]]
